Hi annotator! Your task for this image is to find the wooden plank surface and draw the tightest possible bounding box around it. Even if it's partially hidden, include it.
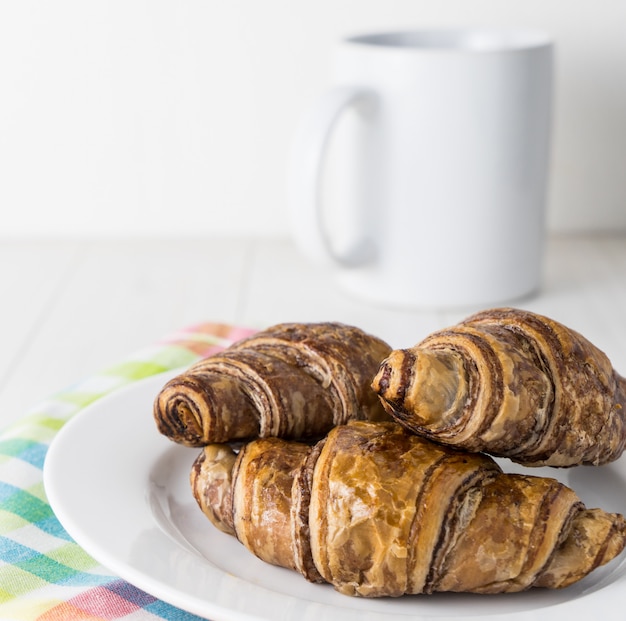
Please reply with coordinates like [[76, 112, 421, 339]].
[[1, 233, 625, 430]]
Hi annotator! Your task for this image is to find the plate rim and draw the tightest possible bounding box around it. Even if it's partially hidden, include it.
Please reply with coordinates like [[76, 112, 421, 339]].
[[43, 371, 626, 621]]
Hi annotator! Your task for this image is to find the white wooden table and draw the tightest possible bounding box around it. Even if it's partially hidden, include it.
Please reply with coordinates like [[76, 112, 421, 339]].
[[1, 233, 625, 430]]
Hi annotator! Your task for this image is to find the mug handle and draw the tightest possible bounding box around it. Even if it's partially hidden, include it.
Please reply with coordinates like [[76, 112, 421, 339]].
[[288, 86, 377, 267]]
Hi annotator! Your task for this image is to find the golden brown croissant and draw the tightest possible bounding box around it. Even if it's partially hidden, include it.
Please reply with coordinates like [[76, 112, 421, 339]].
[[190, 421, 626, 597], [154, 322, 391, 446], [372, 307, 626, 467]]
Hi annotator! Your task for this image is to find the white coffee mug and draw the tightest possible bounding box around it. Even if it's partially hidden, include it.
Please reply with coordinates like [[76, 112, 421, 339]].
[[289, 29, 554, 308]]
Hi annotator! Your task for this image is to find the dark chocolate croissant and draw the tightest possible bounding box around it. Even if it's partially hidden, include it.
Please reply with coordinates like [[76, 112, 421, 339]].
[[191, 421, 626, 597], [154, 322, 391, 446], [372, 307, 626, 467]]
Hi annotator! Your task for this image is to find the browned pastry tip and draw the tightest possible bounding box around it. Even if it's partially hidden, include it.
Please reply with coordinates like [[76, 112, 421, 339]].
[[372, 307, 626, 467], [191, 421, 626, 597], [154, 321, 392, 446]]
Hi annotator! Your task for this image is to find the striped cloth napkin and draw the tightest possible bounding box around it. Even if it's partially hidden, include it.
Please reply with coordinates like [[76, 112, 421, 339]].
[[0, 322, 256, 621]]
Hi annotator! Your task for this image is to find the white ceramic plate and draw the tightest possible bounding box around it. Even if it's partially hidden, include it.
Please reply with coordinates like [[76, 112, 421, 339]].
[[44, 371, 626, 621]]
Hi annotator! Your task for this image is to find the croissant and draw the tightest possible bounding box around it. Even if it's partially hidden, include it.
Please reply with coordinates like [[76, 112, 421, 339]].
[[154, 322, 391, 446], [372, 307, 626, 467], [191, 420, 626, 597]]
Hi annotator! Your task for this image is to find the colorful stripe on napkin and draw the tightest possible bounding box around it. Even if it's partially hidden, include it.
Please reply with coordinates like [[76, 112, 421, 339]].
[[0, 323, 255, 621]]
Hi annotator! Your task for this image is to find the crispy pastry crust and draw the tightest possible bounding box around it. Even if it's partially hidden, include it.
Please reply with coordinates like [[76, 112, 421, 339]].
[[191, 421, 626, 597], [372, 308, 626, 467], [154, 322, 391, 446]]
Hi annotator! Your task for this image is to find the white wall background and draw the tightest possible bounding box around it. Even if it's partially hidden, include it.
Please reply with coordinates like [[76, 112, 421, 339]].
[[0, 1, 624, 238]]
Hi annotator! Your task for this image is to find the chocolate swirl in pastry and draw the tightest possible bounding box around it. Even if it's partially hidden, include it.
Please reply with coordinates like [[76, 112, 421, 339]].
[[154, 322, 391, 446], [191, 421, 626, 597], [372, 307, 626, 467]]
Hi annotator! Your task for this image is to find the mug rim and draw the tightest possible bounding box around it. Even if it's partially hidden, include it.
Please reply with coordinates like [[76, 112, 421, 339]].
[[345, 29, 553, 52]]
